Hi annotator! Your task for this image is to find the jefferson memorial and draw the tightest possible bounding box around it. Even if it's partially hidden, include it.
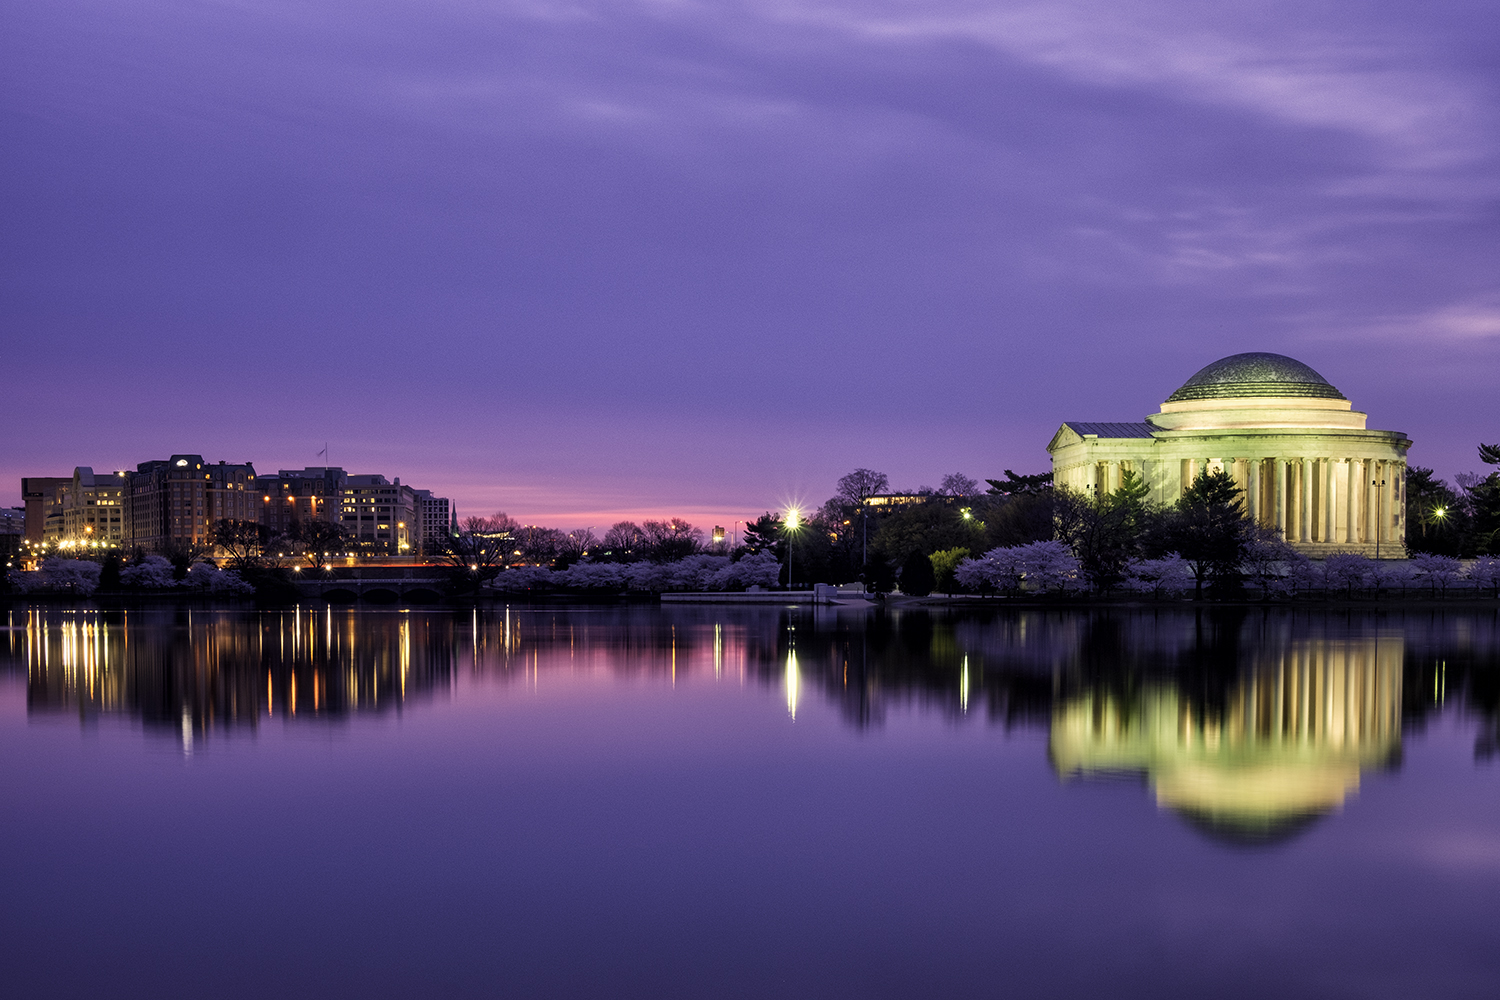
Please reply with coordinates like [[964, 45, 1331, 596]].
[[1048, 353, 1411, 557]]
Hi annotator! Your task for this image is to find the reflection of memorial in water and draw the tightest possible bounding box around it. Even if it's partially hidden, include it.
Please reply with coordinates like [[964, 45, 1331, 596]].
[[11, 607, 458, 743], [1050, 633, 1403, 841]]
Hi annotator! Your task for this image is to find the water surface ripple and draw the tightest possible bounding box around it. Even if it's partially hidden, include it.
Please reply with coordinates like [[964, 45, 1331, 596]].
[[2, 604, 1497, 999]]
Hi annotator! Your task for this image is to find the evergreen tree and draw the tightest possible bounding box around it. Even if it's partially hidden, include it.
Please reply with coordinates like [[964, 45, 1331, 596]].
[[1144, 469, 1252, 596], [863, 554, 896, 593], [899, 549, 936, 596], [1406, 466, 1463, 556], [99, 552, 122, 591], [1053, 470, 1155, 592], [984, 470, 1053, 495], [740, 513, 784, 557]]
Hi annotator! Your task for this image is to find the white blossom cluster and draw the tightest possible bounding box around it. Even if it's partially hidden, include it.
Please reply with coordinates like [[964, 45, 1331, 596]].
[[9, 556, 254, 596], [951, 543, 1500, 598], [487, 551, 784, 594], [953, 541, 1082, 594], [8, 559, 103, 595]]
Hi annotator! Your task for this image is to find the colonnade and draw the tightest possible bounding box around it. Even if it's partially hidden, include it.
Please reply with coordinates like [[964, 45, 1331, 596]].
[[1072, 456, 1406, 550], [1238, 456, 1404, 548]]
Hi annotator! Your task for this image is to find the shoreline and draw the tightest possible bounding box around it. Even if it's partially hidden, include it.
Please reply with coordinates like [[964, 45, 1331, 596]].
[[4, 591, 1496, 611]]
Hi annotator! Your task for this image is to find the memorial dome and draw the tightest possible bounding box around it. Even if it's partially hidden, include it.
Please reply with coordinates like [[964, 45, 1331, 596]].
[[1165, 352, 1346, 403]]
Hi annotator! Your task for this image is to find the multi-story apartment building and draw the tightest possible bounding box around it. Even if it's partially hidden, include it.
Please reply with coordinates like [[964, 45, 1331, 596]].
[[257, 467, 345, 540], [341, 475, 419, 556], [59, 467, 130, 549], [129, 456, 258, 553], [18, 469, 128, 549], [21, 460, 440, 561], [413, 490, 455, 553], [21, 477, 70, 544], [0, 506, 23, 567]]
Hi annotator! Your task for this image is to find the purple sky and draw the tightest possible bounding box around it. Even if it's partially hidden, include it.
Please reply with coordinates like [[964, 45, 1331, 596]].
[[4, 1, 1497, 529]]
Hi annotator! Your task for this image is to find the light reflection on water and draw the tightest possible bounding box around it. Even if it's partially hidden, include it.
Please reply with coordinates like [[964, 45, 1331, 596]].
[[1, 602, 1498, 998], [4, 602, 1496, 842], [1051, 634, 1404, 841]]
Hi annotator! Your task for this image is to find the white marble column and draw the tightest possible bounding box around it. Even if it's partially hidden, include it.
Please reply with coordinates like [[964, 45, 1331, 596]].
[[1395, 462, 1406, 545], [1274, 460, 1287, 537], [1346, 458, 1360, 544], [1365, 465, 1377, 543], [1379, 462, 1392, 544], [1248, 459, 1261, 525], [1324, 459, 1336, 544], [1300, 458, 1313, 543], [1286, 460, 1298, 541]]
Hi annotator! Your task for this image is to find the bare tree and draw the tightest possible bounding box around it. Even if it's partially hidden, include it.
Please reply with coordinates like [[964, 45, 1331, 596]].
[[290, 519, 348, 570], [434, 512, 518, 592], [514, 524, 565, 565], [824, 468, 892, 570], [834, 468, 890, 506], [601, 521, 645, 560], [211, 518, 267, 571], [464, 513, 521, 537], [641, 518, 703, 562], [938, 473, 980, 497], [159, 537, 210, 580], [558, 528, 598, 563]]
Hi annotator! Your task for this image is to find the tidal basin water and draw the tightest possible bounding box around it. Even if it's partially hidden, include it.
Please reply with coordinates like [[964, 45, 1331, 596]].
[[2, 604, 1497, 999]]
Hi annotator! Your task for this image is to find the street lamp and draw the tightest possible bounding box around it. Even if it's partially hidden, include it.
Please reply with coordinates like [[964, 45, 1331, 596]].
[[785, 508, 801, 590], [1372, 476, 1387, 560]]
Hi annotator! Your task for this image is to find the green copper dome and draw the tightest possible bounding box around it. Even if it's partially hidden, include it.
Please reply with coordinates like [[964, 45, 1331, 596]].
[[1166, 352, 1347, 403]]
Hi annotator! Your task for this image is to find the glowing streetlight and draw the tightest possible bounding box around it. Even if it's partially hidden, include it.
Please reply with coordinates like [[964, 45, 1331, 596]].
[[784, 508, 802, 590]]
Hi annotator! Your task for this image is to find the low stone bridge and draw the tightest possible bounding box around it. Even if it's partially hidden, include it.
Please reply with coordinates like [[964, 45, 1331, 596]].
[[293, 566, 452, 603]]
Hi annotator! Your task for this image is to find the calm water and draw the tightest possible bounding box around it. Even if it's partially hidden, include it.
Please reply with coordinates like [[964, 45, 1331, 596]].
[[2, 602, 1497, 999]]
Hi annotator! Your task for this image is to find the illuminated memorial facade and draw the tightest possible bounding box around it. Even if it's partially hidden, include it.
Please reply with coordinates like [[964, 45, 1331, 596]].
[[1048, 353, 1411, 557]]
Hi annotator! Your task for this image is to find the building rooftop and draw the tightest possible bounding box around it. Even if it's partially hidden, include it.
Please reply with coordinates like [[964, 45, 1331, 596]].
[[1165, 352, 1346, 402], [1062, 421, 1156, 438]]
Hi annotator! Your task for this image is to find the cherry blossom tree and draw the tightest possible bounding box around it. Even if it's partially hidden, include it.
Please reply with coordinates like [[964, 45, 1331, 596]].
[[1240, 528, 1304, 596], [1468, 556, 1500, 597], [11, 558, 102, 595], [184, 562, 254, 595], [954, 541, 1079, 594], [1323, 553, 1373, 596], [1122, 555, 1193, 597], [1410, 554, 1463, 596], [706, 551, 781, 590], [120, 555, 178, 590]]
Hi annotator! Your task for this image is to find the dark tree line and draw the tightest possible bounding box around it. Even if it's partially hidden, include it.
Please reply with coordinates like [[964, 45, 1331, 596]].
[[1406, 444, 1500, 557]]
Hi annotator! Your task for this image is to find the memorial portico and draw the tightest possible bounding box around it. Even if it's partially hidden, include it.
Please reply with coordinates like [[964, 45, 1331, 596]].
[[1048, 353, 1412, 558]]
